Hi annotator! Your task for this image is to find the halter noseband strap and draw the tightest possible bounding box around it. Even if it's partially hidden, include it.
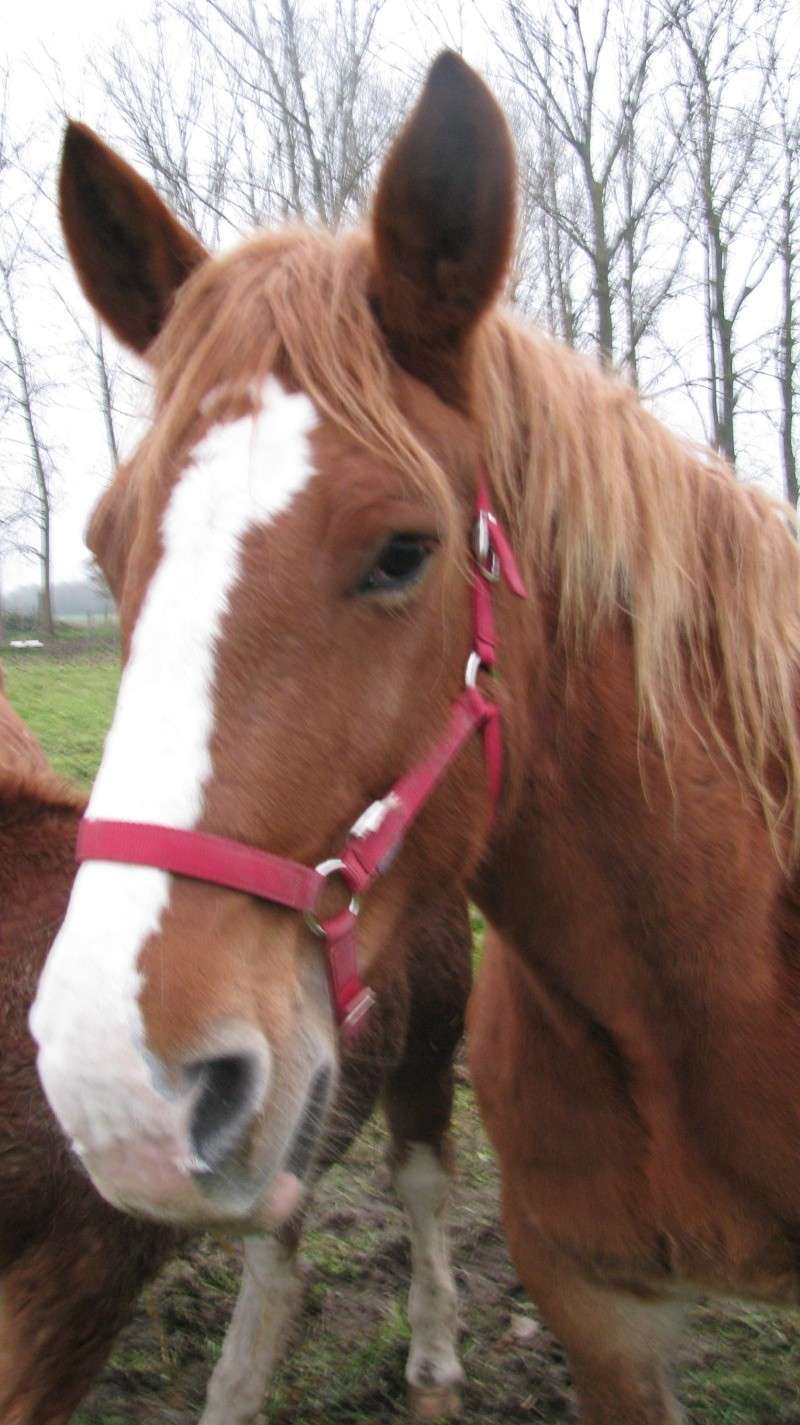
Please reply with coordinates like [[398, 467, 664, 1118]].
[[75, 476, 526, 1042]]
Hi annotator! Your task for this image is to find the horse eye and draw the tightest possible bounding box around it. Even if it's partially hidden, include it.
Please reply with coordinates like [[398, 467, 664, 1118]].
[[358, 534, 435, 595]]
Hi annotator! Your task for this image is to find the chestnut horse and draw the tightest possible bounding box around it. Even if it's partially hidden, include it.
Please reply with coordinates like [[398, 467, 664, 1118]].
[[30, 49, 800, 1425], [0, 679, 172, 1423], [1, 675, 470, 1421]]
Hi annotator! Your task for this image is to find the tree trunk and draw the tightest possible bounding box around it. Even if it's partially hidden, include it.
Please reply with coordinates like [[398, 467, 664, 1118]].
[[96, 322, 119, 470], [621, 129, 639, 388], [39, 507, 53, 635], [705, 210, 736, 467], [2, 280, 55, 636], [779, 185, 798, 507], [18, 367, 54, 636], [590, 176, 614, 364], [622, 233, 639, 389]]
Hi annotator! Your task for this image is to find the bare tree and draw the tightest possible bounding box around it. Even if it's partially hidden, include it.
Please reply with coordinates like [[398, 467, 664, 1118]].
[[86, 556, 114, 621], [763, 18, 799, 506], [489, 0, 682, 375], [0, 74, 57, 636], [92, 0, 404, 253], [776, 111, 799, 509], [56, 295, 123, 474], [173, 0, 403, 228], [95, 3, 241, 245], [667, 0, 781, 467], [0, 272, 57, 636], [514, 88, 587, 343]]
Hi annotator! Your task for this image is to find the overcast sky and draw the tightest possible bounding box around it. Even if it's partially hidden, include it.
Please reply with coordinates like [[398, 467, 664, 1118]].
[[2, 0, 487, 593], [9, 0, 139, 71], [2, 1, 793, 595], [4, 0, 152, 591]]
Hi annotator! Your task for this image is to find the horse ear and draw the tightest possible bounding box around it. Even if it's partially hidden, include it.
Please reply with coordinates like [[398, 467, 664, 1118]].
[[59, 121, 207, 356], [371, 52, 516, 408]]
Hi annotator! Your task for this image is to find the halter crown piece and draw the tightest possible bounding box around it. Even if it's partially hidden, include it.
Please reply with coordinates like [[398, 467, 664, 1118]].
[[76, 473, 527, 1042]]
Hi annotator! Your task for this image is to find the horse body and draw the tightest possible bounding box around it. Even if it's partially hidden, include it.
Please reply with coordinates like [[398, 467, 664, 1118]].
[[466, 606, 800, 1421], [470, 622, 800, 1302], [30, 49, 800, 1425]]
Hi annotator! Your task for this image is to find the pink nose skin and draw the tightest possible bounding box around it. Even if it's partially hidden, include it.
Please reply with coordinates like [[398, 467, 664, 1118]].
[[82, 1136, 303, 1229], [52, 1032, 333, 1229]]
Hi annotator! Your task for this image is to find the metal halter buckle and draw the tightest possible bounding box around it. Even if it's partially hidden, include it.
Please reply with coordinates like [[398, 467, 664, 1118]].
[[473, 510, 500, 582], [305, 859, 361, 937]]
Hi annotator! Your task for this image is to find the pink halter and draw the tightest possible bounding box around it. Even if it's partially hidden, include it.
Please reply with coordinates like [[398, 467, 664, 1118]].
[[76, 475, 526, 1041]]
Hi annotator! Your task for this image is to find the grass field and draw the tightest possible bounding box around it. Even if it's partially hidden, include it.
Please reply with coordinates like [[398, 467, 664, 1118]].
[[4, 639, 800, 1423], [3, 642, 120, 788]]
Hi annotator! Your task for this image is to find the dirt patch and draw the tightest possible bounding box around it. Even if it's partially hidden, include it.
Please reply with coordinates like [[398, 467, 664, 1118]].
[[73, 1082, 800, 1425], [75, 1085, 574, 1425]]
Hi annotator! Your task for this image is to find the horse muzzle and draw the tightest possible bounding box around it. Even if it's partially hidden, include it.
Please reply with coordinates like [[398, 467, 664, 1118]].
[[37, 1016, 334, 1229]]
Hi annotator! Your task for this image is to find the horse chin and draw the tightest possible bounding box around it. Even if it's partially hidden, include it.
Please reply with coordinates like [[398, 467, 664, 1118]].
[[76, 1055, 332, 1230], [80, 1136, 305, 1231], [191, 1163, 304, 1233]]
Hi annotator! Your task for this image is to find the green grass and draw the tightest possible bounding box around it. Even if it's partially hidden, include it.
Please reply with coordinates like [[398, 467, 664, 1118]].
[[7, 643, 800, 1423], [2, 648, 119, 787]]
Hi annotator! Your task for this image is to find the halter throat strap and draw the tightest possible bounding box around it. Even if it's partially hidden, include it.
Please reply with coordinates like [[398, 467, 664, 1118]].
[[75, 477, 526, 1040]]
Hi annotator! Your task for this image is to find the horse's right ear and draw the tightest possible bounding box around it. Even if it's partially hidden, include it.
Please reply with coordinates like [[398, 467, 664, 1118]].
[[59, 121, 207, 356]]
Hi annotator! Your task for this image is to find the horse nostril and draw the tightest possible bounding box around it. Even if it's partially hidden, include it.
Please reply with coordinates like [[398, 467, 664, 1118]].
[[188, 1053, 266, 1174]]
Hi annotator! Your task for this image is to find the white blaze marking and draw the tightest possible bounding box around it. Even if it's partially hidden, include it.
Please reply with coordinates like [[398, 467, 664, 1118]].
[[30, 378, 318, 1152]]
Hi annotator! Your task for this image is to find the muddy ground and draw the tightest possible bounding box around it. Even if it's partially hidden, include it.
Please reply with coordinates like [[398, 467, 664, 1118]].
[[75, 1075, 800, 1425]]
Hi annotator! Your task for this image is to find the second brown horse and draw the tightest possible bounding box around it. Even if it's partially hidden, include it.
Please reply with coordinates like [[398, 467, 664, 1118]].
[[0, 675, 471, 1422]]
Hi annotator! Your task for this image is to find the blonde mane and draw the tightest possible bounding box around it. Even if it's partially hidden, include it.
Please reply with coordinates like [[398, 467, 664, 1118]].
[[152, 228, 800, 857]]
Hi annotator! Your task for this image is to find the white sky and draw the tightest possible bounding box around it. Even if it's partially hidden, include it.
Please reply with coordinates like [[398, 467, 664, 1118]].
[[7, 0, 138, 69], [1, 0, 794, 594], [3, 0, 476, 594], [4, 0, 153, 592]]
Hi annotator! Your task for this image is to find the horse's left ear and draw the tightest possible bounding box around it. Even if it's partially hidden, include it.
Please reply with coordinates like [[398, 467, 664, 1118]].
[[59, 121, 207, 356], [371, 52, 516, 409]]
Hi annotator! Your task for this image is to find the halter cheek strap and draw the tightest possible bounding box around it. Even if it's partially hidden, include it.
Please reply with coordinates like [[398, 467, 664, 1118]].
[[75, 477, 526, 1042]]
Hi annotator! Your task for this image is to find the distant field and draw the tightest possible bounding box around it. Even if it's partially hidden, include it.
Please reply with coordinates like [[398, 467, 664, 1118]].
[[4, 640, 800, 1423]]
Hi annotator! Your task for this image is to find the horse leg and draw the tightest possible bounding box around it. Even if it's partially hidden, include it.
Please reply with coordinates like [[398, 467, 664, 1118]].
[[202, 1102, 462, 1425], [389, 1134, 464, 1419], [202, 893, 470, 1425], [382, 900, 470, 1420], [200, 1228, 303, 1425], [510, 1230, 685, 1425], [0, 1218, 168, 1425]]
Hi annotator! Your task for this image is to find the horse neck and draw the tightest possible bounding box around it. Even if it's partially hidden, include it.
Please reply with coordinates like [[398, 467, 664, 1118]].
[[479, 590, 693, 963], [476, 585, 785, 1031]]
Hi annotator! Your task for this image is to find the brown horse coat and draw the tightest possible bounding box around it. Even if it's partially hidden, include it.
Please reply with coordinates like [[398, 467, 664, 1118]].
[[29, 49, 800, 1425], [0, 681, 471, 1422], [0, 686, 173, 1423]]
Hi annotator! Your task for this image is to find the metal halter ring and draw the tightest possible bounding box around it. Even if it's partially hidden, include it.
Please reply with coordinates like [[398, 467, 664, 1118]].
[[465, 651, 486, 688], [473, 510, 501, 582], [305, 858, 361, 937]]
